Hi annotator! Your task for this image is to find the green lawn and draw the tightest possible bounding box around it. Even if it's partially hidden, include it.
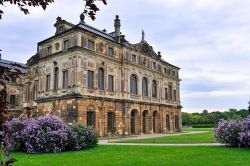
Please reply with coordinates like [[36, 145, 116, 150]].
[[12, 145, 250, 166], [117, 131, 217, 143], [182, 128, 213, 131]]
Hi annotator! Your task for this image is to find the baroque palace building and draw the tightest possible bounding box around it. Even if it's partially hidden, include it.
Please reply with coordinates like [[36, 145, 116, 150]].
[[23, 14, 182, 136]]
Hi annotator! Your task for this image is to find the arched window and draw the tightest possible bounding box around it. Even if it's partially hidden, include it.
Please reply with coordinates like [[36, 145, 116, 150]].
[[152, 80, 157, 98], [98, 67, 104, 90], [130, 74, 137, 95], [142, 77, 148, 96]]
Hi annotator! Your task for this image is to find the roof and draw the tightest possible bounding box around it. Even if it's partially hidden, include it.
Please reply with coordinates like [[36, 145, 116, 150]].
[[0, 59, 27, 74], [77, 23, 117, 42]]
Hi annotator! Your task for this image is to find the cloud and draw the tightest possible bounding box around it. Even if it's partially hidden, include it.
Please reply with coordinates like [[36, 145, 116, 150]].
[[1, 0, 250, 113]]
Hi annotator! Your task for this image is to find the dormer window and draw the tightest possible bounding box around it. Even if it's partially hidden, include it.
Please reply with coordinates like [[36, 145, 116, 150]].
[[58, 26, 64, 33], [132, 54, 137, 63], [47, 46, 52, 55], [88, 40, 94, 50], [64, 40, 69, 50], [108, 47, 114, 57]]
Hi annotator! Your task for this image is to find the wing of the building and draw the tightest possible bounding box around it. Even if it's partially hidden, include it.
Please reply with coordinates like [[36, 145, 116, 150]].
[[23, 14, 182, 136]]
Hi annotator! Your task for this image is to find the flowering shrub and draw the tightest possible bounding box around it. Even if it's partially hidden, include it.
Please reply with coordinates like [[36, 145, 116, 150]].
[[5, 115, 97, 153], [214, 119, 243, 147], [4, 118, 25, 151], [67, 123, 97, 151], [240, 116, 250, 147]]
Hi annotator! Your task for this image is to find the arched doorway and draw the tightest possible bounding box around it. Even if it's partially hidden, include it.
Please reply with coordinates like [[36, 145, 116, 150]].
[[175, 115, 179, 131], [166, 114, 170, 131], [153, 111, 159, 133], [107, 111, 115, 134], [131, 109, 138, 134], [142, 110, 149, 133]]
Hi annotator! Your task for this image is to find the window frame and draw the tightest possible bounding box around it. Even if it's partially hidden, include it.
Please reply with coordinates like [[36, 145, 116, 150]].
[[62, 70, 68, 89], [108, 75, 114, 92], [87, 70, 94, 90], [87, 40, 94, 50]]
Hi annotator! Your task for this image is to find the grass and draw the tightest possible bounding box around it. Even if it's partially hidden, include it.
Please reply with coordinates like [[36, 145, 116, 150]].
[[116, 131, 217, 143], [11, 145, 250, 166], [182, 128, 213, 131]]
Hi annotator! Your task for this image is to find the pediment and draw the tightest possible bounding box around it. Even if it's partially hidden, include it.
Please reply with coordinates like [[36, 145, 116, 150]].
[[131, 41, 159, 59]]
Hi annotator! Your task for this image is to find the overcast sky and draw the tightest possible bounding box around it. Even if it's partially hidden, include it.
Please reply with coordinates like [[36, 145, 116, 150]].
[[1, 0, 250, 113]]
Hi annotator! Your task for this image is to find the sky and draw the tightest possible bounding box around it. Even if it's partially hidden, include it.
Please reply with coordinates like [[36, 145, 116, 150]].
[[1, 0, 250, 113]]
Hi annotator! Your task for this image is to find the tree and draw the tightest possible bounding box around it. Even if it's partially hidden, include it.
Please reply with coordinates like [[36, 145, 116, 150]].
[[0, 0, 107, 20]]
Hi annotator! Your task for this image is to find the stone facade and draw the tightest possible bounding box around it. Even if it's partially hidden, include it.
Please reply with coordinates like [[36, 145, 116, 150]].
[[0, 58, 27, 118], [23, 15, 182, 136]]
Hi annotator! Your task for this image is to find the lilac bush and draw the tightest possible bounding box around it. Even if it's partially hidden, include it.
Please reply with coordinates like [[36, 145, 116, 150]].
[[214, 119, 243, 147], [67, 123, 97, 151], [240, 116, 250, 147], [5, 115, 97, 153], [22, 115, 69, 153]]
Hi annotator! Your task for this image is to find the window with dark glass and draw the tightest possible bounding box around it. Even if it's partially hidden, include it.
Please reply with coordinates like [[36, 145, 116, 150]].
[[87, 111, 95, 127], [152, 62, 156, 69], [54, 67, 59, 90], [64, 40, 69, 50], [142, 77, 148, 96], [108, 47, 114, 57], [98, 68, 104, 90], [46, 75, 51, 92], [172, 70, 176, 77], [173, 90, 177, 101], [107, 112, 115, 133], [164, 68, 167, 74], [47, 46, 52, 55], [87, 40, 94, 49], [108, 75, 114, 92], [130, 74, 137, 95], [87, 70, 94, 90], [132, 54, 137, 63], [10, 75, 17, 83], [10, 95, 16, 106], [62, 70, 68, 89], [168, 85, 173, 100], [165, 88, 168, 99], [152, 80, 157, 98]]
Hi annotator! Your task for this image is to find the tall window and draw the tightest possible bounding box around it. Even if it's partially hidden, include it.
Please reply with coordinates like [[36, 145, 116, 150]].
[[132, 54, 137, 63], [62, 70, 68, 89], [47, 46, 52, 55], [87, 40, 94, 49], [87, 111, 95, 127], [10, 95, 16, 106], [152, 80, 157, 98], [165, 88, 168, 99], [168, 84, 173, 100], [54, 67, 59, 91], [173, 90, 177, 101], [46, 75, 51, 92], [64, 40, 69, 50], [130, 74, 137, 95], [10, 76, 17, 83], [87, 70, 94, 90], [98, 67, 104, 90], [108, 47, 114, 57], [142, 77, 148, 96], [108, 75, 114, 92]]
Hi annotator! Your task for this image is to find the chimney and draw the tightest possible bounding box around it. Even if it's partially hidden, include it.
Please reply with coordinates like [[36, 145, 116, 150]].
[[114, 15, 121, 37]]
